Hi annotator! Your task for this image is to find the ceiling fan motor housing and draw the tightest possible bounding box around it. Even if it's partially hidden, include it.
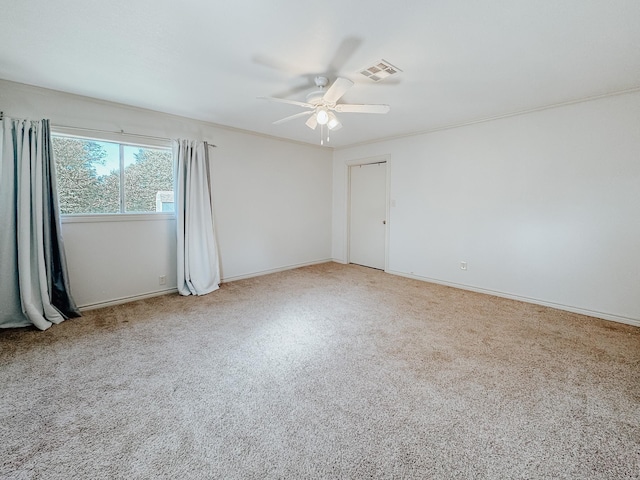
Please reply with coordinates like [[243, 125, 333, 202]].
[[307, 76, 329, 105], [314, 76, 329, 88]]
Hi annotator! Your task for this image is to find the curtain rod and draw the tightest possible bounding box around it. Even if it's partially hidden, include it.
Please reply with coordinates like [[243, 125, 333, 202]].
[[53, 123, 217, 147], [0, 114, 216, 147]]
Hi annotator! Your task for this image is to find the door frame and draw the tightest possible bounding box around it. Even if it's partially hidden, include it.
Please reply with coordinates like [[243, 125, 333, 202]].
[[345, 155, 390, 271]]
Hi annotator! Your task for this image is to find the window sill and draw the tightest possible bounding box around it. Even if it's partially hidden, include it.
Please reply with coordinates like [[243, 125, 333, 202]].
[[61, 213, 176, 224]]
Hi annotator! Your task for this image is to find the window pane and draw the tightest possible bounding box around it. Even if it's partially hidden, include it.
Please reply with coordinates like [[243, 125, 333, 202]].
[[52, 137, 120, 214], [123, 146, 174, 213]]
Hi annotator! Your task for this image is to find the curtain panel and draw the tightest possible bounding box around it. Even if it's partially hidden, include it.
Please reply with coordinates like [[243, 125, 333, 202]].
[[174, 139, 220, 296], [0, 117, 80, 330]]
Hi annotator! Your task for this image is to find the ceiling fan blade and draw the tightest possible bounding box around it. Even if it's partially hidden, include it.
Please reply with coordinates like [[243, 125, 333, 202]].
[[334, 104, 390, 114], [326, 37, 363, 76], [257, 96, 314, 109], [270, 82, 314, 100], [322, 77, 354, 104], [252, 54, 302, 75], [273, 111, 313, 125], [305, 114, 318, 130]]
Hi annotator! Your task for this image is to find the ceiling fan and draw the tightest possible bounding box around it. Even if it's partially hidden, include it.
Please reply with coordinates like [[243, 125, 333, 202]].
[[258, 76, 390, 144]]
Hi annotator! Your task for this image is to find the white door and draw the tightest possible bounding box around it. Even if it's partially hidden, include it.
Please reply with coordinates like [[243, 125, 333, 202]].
[[349, 162, 386, 270]]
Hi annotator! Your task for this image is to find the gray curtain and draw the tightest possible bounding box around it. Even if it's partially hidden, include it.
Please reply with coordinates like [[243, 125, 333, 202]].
[[0, 117, 80, 330], [174, 139, 220, 296]]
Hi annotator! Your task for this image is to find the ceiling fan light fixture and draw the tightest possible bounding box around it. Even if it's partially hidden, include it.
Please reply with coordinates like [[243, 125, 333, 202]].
[[327, 112, 341, 130], [316, 108, 329, 125]]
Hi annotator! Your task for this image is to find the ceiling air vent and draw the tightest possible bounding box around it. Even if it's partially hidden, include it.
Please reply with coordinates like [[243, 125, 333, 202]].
[[359, 60, 402, 82]]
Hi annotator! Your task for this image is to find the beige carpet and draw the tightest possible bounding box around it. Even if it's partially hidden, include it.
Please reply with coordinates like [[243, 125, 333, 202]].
[[1, 262, 639, 479]]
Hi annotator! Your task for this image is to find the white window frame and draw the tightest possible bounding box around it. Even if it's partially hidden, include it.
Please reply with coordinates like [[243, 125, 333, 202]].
[[52, 127, 175, 223]]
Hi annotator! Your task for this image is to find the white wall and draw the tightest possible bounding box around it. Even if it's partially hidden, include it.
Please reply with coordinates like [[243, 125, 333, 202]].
[[333, 92, 640, 325], [1, 79, 333, 308], [60, 216, 177, 307]]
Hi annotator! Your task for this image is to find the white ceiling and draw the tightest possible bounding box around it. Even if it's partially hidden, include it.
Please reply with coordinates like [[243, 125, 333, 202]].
[[1, 0, 639, 147]]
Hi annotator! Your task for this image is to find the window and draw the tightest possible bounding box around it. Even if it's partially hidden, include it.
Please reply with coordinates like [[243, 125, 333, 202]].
[[52, 133, 174, 215]]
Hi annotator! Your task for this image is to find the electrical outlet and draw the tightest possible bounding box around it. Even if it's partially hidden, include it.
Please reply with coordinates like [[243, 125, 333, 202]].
[[460, 261, 467, 271], [159, 275, 167, 285]]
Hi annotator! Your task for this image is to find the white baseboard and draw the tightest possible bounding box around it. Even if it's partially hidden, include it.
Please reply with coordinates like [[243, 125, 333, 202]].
[[220, 258, 333, 283], [77, 263, 638, 328], [386, 269, 640, 328], [77, 260, 333, 311], [78, 288, 178, 311]]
